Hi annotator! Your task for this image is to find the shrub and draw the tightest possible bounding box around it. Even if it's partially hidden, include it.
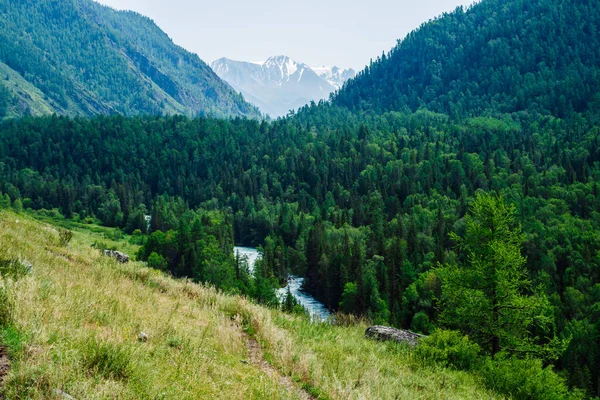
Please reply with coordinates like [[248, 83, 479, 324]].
[[37, 208, 63, 219], [104, 228, 123, 241], [0, 258, 30, 280], [147, 252, 167, 271], [58, 229, 73, 247], [411, 311, 433, 334], [82, 339, 132, 380], [12, 199, 23, 214], [0, 324, 25, 357], [414, 329, 481, 370], [480, 355, 583, 400], [129, 229, 145, 245]]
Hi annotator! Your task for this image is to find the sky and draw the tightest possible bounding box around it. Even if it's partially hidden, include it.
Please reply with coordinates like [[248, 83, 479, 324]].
[[95, 0, 476, 71]]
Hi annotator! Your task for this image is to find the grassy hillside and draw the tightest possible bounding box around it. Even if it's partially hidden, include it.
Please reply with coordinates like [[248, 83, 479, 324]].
[[0, 210, 498, 399], [0, 0, 260, 119]]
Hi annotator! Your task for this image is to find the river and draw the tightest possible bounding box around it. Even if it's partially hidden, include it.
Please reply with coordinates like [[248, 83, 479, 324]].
[[234, 246, 331, 322]]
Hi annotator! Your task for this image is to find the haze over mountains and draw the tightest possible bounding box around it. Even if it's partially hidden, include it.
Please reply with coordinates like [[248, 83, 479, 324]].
[[211, 56, 355, 117], [0, 0, 260, 119]]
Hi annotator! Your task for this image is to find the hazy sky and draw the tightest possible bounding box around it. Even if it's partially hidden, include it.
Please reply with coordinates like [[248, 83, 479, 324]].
[[95, 0, 476, 70]]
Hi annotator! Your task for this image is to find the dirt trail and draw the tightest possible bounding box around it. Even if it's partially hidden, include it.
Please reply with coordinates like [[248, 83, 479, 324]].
[[243, 334, 315, 400]]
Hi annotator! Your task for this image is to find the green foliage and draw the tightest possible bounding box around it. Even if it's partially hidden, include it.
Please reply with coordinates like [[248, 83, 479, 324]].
[[415, 330, 481, 370], [437, 193, 558, 358], [0, 109, 598, 393], [0, 0, 600, 392], [0, 193, 10, 208], [280, 287, 305, 315], [0, 324, 26, 358], [479, 356, 583, 400], [82, 339, 132, 380], [410, 312, 433, 335], [0, 82, 11, 117], [0, 258, 30, 281], [98, 190, 124, 227], [58, 229, 73, 247], [339, 282, 358, 314], [147, 252, 167, 272], [124, 204, 148, 235], [12, 198, 22, 214], [333, 0, 600, 118], [0, 0, 259, 118]]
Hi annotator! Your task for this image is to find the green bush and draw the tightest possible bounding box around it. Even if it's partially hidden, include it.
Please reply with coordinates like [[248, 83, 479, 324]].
[[480, 355, 583, 400], [58, 229, 73, 247], [128, 229, 145, 245], [411, 311, 433, 334], [0, 258, 30, 281], [414, 329, 481, 370], [12, 198, 23, 214], [36, 208, 64, 219], [104, 228, 123, 241], [82, 339, 132, 380], [147, 252, 167, 271], [0, 324, 25, 357]]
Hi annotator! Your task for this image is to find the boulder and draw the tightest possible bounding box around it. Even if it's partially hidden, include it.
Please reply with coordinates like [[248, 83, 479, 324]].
[[54, 389, 76, 400], [103, 250, 130, 263], [365, 325, 425, 347]]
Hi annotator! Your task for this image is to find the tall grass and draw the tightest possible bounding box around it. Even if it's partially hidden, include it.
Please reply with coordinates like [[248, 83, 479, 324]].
[[0, 210, 501, 399]]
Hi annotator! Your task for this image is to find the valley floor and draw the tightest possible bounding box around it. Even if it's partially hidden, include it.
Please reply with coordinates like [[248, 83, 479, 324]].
[[0, 210, 499, 399]]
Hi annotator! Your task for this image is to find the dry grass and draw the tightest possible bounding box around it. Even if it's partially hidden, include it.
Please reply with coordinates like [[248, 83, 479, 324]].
[[0, 210, 499, 399]]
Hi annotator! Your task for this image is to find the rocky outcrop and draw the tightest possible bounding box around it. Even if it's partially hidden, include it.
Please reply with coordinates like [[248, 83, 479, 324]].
[[365, 326, 425, 347], [103, 250, 129, 263]]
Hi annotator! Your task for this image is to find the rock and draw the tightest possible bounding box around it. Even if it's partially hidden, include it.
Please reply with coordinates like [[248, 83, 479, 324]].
[[138, 332, 149, 342], [103, 250, 130, 263], [365, 325, 425, 347], [54, 389, 76, 399]]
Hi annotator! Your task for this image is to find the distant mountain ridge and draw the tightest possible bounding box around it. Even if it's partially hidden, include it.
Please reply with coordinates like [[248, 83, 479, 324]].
[[0, 0, 260, 119], [312, 66, 356, 90], [211, 56, 355, 117], [331, 0, 600, 118]]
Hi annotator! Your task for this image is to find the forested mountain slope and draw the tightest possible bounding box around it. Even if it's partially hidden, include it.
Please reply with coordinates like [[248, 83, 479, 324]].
[[1, 0, 600, 397], [0, 0, 260, 119], [333, 0, 600, 117]]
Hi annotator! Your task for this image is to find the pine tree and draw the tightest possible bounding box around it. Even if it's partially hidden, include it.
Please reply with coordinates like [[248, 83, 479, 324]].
[[437, 192, 563, 359]]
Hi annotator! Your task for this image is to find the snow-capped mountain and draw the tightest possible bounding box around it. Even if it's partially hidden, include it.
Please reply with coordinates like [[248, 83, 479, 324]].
[[311, 66, 356, 90], [211, 56, 354, 118]]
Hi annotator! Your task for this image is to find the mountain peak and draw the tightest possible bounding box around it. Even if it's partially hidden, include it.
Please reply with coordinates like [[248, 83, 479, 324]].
[[210, 56, 353, 117], [311, 66, 357, 89]]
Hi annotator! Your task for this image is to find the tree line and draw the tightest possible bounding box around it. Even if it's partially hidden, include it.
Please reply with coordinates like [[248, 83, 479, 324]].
[[0, 109, 599, 394]]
